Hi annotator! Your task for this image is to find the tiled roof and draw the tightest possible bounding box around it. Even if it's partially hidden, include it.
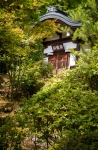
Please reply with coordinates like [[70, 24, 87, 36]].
[[40, 6, 82, 27]]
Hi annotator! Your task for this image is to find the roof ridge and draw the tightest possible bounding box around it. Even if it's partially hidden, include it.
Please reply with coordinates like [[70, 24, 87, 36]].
[[47, 6, 69, 17]]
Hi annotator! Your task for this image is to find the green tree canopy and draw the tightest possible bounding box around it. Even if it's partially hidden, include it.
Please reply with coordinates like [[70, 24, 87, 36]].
[[0, 0, 98, 149]]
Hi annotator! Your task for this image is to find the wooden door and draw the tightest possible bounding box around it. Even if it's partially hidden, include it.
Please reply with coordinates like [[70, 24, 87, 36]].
[[58, 53, 70, 69], [48, 52, 70, 74], [48, 55, 56, 68]]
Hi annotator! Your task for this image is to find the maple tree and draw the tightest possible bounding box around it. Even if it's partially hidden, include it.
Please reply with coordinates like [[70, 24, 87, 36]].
[[0, 0, 98, 149]]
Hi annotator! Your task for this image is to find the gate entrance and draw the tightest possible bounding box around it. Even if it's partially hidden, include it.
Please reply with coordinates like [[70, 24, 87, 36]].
[[48, 52, 70, 74]]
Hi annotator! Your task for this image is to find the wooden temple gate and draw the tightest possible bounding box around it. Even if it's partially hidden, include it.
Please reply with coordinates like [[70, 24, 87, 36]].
[[39, 6, 82, 74]]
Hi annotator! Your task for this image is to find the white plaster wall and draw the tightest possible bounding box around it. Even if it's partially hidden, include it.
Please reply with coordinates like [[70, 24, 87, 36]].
[[44, 57, 48, 63], [66, 32, 70, 36], [44, 46, 53, 54], [63, 42, 77, 52], [69, 54, 76, 66]]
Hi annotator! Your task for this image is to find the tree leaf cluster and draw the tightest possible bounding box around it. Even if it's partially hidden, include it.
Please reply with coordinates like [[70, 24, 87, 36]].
[[16, 45, 98, 149], [0, 0, 98, 149]]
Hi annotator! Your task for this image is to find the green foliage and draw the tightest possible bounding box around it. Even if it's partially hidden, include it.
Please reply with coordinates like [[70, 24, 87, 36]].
[[19, 60, 53, 97], [0, 116, 24, 150], [0, 57, 7, 73], [16, 45, 98, 149], [14, 0, 98, 148], [0, 0, 98, 149], [0, 0, 57, 99], [70, 0, 98, 44], [49, 132, 98, 150]]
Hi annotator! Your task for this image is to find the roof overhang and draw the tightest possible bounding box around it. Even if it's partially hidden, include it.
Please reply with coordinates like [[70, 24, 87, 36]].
[[39, 6, 82, 28]]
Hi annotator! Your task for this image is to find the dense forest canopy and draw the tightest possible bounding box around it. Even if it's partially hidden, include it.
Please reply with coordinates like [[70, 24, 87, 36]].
[[0, 0, 98, 149]]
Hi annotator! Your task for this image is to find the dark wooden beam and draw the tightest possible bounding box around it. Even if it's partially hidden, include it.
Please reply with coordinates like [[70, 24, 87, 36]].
[[42, 37, 78, 48]]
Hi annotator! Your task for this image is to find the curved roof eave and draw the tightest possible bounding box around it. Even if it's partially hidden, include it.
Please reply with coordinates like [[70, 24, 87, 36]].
[[39, 12, 82, 27]]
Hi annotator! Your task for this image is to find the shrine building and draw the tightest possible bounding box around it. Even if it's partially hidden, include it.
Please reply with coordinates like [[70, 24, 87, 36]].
[[39, 6, 82, 74]]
